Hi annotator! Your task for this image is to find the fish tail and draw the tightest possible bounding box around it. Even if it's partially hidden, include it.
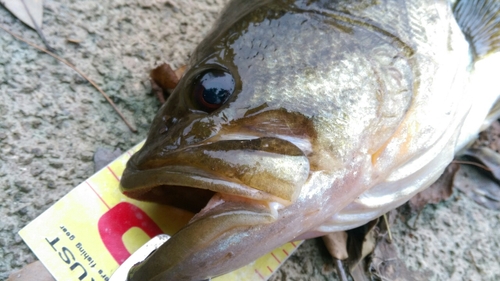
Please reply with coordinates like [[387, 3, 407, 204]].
[[453, 0, 500, 61]]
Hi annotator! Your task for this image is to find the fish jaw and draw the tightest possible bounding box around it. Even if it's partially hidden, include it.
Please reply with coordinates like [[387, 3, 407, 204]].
[[126, 194, 282, 281]]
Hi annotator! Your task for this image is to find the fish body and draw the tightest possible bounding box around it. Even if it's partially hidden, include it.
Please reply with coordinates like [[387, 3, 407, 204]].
[[120, 0, 500, 280]]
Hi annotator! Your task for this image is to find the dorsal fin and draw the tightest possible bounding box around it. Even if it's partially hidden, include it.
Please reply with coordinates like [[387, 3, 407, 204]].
[[453, 0, 500, 61]]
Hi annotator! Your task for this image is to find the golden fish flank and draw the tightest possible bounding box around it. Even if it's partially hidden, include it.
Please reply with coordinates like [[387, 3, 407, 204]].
[[120, 0, 500, 280]]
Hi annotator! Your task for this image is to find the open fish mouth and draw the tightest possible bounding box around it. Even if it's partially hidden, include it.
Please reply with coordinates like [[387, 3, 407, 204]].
[[121, 138, 309, 280], [120, 136, 310, 216], [121, 137, 311, 280]]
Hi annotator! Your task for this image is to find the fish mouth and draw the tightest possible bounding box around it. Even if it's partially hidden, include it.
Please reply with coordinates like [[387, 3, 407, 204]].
[[120, 136, 310, 214], [121, 137, 310, 279]]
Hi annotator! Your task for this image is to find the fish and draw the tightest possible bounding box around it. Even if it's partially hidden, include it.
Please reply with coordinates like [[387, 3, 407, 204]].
[[119, 0, 500, 280]]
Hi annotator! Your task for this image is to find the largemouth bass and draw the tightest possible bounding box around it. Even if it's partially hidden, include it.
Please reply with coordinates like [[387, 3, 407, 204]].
[[120, 0, 500, 280]]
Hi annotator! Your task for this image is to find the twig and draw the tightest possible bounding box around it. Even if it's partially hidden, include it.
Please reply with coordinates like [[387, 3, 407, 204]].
[[0, 24, 137, 132], [412, 209, 422, 229], [382, 214, 393, 243], [20, 0, 54, 52], [334, 259, 349, 281], [468, 250, 481, 273]]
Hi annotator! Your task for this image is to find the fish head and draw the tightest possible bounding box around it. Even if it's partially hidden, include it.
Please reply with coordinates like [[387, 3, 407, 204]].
[[120, 0, 414, 280]]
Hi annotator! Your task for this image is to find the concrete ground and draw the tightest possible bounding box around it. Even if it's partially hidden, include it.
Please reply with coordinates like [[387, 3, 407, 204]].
[[1, 0, 499, 280]]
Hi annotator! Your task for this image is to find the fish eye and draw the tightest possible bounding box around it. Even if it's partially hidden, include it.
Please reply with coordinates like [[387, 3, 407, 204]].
[[193, 69, 235, 112]]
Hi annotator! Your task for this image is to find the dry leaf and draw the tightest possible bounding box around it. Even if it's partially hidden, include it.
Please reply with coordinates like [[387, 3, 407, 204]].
[[367, 210, 429, 281], [1, 0, 43, 30], [409, 163, 459, 212], [474, 120, 500, 152], [150, 63, 180, 90], [463, 147, 500, 180], [370, 236, 428, 281], [322, 219, 378, 281], [8, 260, 54, 281], [323, 232, 349, 260], [456, 147, 500, 210], [345, 219, 378, 270], [453, 164, 500, 210], [150, 63, 183, 104]]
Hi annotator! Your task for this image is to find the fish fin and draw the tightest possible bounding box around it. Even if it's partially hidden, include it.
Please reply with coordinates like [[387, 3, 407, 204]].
[[453, 0, 500, 61]]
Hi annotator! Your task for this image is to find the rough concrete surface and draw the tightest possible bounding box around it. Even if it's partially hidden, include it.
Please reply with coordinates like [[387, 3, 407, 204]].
[[0, 0, 499, 280]]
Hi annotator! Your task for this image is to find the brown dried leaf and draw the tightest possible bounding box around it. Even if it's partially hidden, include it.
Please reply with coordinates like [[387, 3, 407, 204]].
[[367, 210, 430, 281], [345, 219, 378, 270], [150, 63, 180, 90], [8, 260, 55, 281], [409, 163, 459, 212], [370, 236, 428, 281], [1, 0, 43, 30], [322, 219, 378, 281], [175, 65, 187, 80], [150, 63, 183, 104], [322, 231, 348, 260]]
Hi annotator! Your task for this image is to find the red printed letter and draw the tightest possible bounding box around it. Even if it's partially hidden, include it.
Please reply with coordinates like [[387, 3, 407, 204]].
[[98, 202, 163, 264]]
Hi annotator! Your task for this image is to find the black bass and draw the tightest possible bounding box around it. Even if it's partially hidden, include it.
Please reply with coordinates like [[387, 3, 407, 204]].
[[120, 0, 500, 280]]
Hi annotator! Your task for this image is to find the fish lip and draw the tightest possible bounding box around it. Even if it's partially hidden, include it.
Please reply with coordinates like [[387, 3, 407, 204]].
[[120, 159, 292, 208], [121, 136, 310, 210], [125, 191, 282, 281]]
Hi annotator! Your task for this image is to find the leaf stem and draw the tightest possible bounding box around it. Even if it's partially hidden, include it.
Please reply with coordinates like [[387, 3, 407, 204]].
[[19, 0, 54, 52]]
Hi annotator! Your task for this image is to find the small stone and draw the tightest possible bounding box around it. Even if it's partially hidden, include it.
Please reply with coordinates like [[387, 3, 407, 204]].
[[13, 132, 21, 140], [179, 22, 188, 34], [49, 161, 64, 168], [14, 234, 23, 244], [79, 151, 94, 162], [81, 98, 93, 104], [14, 192, 23, 201], [73, 74, 86, 84], [442, 217, 452, 227], [41, 100, 52, 108], [10, 257, 24, 267], [17, 207, 28, 216], [14, 180, 25, 188], [50, 153, 60, 159], [0, 132, 7, 140], [141, 0, 155, 8], [47, 180, 56, 189], [45, 198, 54, 205], [15, 181, 32, 193], [30, 165, 44, 177], [31, 119, 42, 128], [19, 155, 34, 165], [31, 147, 44, 157]]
